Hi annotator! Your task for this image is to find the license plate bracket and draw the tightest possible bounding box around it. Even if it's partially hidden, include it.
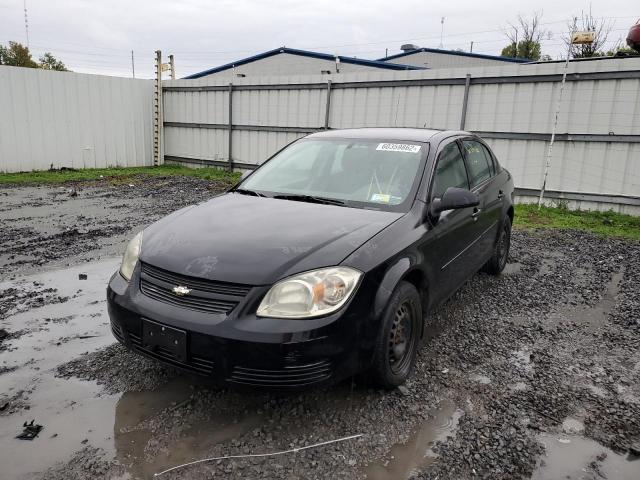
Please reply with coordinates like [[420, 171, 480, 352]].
[[141, 319, 187, 363]]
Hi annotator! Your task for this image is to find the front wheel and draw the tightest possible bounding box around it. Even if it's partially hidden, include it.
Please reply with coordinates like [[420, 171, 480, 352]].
[[484, 216, 512, 275], [370, 281, 422, 389]]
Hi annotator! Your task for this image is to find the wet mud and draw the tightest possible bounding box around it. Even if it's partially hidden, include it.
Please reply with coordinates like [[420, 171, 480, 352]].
[[1, 177, 639, 479]]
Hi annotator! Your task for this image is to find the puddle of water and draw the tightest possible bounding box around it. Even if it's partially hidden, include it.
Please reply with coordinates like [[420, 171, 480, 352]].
[[551, 270, 623, 329], [532, 434, 639, 480], [502, 262, 522, 275], [362, 400, 463, 480], [1, 259, 269, 479], [113, 377, 264, 480], [0, 258, 122, 478]]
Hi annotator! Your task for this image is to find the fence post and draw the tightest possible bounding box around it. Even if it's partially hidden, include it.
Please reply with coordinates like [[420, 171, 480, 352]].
[[153, 50, 164, 166], [324, 80, 332, 129], [228, 83, 234, 171], [459, 73, 471, 130], [169, 54, 175, 80]]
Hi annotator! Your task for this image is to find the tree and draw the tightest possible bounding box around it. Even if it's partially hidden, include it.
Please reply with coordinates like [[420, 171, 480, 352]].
[[39, 52, 68, 71], [501, 40, 541, 60], [501, 12, 546, 60], [0, 41, 69, 71], [0, 41, 38, 68], [564, 10, 612, 58]]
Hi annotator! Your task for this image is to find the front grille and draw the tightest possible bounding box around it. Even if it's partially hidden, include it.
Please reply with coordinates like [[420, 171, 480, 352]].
[[229, 360, 332, 387], [127, 329, 215, 375], [139, 262, 251, 315]]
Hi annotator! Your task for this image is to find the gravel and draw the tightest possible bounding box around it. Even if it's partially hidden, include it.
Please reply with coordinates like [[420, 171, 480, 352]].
[[56, 343, 178, 395], [2, 177, 639, 479], [49, 229, 640, 480], [39, 447, 125, 480]]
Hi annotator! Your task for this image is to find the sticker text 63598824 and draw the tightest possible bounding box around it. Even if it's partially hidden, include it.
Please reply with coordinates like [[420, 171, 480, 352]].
[[376, 143, 421, 153]]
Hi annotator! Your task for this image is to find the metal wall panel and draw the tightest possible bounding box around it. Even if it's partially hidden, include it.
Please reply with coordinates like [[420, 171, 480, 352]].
[[0, 66, 154, 172], [162, 58, 640, 209]]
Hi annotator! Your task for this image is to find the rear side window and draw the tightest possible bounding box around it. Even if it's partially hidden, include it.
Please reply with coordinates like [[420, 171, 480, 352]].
[[462, 140, 493, 187], [432, 142, 469, 198]]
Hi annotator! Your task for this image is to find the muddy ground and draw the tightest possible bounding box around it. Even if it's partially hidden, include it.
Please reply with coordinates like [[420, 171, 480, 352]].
[[1, 175, 639, 480]]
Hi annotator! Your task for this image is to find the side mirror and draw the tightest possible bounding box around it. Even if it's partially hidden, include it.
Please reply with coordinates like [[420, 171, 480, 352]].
[[431, 187, 480, 215], [240, 170, 252, 181]]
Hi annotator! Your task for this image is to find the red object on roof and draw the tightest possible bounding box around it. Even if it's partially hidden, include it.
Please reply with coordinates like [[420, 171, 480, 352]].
[[628, 19, 640, 52]]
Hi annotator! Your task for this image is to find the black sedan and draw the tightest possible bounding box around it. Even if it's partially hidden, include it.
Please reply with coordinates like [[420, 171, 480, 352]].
[[107, 128, 514, 389]]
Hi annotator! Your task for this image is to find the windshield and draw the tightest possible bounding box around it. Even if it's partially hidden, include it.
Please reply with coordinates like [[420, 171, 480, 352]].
[[239, 138, 428, 211]]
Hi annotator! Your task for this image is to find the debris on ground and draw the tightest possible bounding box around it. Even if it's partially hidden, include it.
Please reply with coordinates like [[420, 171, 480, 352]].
[[16, 420, 43, 440]]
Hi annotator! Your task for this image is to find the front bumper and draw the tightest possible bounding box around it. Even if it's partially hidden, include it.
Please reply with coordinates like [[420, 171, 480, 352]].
[[106, 266, 374, 388]]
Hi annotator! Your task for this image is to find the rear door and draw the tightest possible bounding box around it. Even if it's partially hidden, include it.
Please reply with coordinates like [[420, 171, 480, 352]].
[[461, 139, 503, 263]]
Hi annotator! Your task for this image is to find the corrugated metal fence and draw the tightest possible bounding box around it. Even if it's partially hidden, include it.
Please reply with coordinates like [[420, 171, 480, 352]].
[[163, 58, 640, 213], [0, 66, 154, 172]]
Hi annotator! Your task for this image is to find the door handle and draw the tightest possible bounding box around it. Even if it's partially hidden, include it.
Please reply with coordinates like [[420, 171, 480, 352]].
[[471, 207, 481, 221], [497, 190, 504, 200]]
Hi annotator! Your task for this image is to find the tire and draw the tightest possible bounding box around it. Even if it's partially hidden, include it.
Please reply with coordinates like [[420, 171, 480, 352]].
[[484, 215, 512, 275], [370, 281, 422, 389]]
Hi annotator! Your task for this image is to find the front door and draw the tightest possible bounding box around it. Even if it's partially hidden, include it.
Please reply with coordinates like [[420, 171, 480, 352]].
[[421, 140, 478, 305]]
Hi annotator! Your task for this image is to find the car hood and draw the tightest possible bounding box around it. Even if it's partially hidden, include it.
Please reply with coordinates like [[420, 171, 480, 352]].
[[140, 193, 403, 285]]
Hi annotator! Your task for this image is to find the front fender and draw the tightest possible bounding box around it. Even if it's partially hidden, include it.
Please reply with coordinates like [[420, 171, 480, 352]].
[[372, 257, 412, 321]]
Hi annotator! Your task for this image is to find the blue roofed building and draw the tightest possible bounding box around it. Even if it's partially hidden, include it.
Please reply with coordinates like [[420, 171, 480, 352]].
[[184, 47, 425, 79], [379, 44, 529, 69]]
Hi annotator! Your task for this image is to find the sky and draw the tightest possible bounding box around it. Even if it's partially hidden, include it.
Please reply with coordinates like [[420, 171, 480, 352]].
[[0, 0, 637, 78]]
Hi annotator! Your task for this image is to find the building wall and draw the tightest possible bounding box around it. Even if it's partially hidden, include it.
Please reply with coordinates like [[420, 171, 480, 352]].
[[383, 51, 520, 69], [0, 66, 155, 172], [190, 52, 404, 78]]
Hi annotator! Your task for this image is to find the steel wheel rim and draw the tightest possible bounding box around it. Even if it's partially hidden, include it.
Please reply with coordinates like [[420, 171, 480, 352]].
[[388, 300, 415, 375], [498, 226, 510, 269]]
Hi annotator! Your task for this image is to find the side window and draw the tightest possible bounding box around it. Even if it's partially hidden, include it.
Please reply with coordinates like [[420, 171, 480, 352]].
[[432, 142, 469, 199], [462, 140, 493, 187]]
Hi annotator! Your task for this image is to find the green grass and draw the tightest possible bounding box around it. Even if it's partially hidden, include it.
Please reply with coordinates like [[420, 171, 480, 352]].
[[515, 204, 640, 240], [0, 165, 241, 185]]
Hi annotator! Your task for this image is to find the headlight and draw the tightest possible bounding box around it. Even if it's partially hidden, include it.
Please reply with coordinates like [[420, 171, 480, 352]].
[[257, 267, 362, 318], [119, 231, 143, 281]]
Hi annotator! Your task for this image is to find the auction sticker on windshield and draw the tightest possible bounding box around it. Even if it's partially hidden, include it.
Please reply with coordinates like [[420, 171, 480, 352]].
[[376, 143, 421, 153]]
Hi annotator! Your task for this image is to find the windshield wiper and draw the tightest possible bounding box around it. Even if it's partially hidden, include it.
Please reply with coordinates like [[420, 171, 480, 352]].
[[273, 194, 345, 206], [233, 188, 267, 197]]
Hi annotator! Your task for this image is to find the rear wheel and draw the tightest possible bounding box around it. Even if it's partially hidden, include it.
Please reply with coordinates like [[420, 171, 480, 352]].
[[371, 281, 422, 389], [484, 216, 511, 275]]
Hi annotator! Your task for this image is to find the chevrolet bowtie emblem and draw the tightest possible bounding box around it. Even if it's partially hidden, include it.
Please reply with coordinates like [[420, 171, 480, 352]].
[[172, 285, 191, 296]]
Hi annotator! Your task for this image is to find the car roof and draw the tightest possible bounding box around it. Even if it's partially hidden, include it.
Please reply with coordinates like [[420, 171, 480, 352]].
[[307, 128, 468, 143]]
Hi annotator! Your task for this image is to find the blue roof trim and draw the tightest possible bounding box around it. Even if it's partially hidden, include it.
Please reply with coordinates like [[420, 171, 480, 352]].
[[184, 47, 425, 79], [378, 48, 529, 64]]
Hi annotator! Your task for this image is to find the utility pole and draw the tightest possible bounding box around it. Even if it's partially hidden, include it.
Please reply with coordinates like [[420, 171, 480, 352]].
[[131, 50, 135, 78], [538, 29, 593, 208], [153, 50, 164, 167], [169, 54, 175, 80], [439, 17, 445, 48], [23, 0, 29, 48]]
